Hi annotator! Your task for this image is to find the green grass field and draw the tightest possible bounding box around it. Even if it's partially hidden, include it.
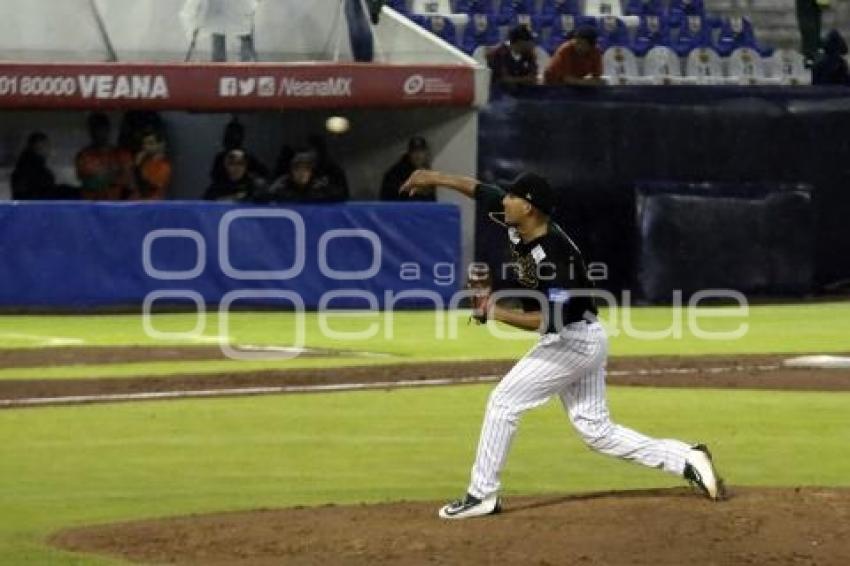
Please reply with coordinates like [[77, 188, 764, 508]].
[[0, 303, 849, 564]]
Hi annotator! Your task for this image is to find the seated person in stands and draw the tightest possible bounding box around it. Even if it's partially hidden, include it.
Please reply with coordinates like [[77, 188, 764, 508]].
[[76, 113, 134, 200], [813, 30, 850, 85], [11, 132, 75, 200], [486, 25, 539, 86], [131, 129, 172, 200], [256, 151, 347, 204], [210, 119, 268, 186], [380, 136, 435, 202], [204, 149, 265, 201], [307, 134, 350, 200], [544, 25, 604, 85]]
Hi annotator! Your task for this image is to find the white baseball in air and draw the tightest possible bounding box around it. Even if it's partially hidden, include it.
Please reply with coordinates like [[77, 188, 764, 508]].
[[325, 116, 350, 134]]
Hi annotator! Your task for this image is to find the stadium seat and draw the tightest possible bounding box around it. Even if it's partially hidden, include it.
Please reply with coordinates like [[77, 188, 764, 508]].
[[631, 14, 672, 56], [416, 15, 459, 46], [505, 12, 544, 35], [726, 46, 768, 84], [412, 0, 453, 15], [584, 0, 625, 18], [461, 12, 500, 53], [603, 45, 641, 84], [671, 14, 714, 56], [597, 16, 630, 51], [539, 0, 581, 27], [455, 0, 496, 15], [643, 45, 684, 83], [535, 45, 552, 74], [625, 0, 663, 16], [667, 0, 705, 21], [471, 44, 490, 66], [544, 13, 597, 54], [716, 16, 772, 57], [499, 0, 536, 24], [386, 0, 409, 14], [684, 46, 724, 84], [667, 0, 722, 29], [771, 49, 811, 85]]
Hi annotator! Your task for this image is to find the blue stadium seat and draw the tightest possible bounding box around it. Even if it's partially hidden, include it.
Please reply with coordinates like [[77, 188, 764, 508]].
[[671, 14, 714, 56], [667, 0, 705, 20], [455, 0, 496, 15], [667, 0, 724, 30], [539, 0, 580, 27], [544, 13, 597, 54], [498, 0, 536, 24], [386, 0, 409, 14], [505, 12, 545, 35], [631, 14, 672, 56], [461, 12, 500, 53], [716, 16, 772, 57], [625, 0, 664, 16], [415, 15, 459, 46], [597, 16, 630, 52]]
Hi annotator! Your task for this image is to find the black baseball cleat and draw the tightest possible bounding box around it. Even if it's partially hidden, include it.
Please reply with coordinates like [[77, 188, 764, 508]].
[[438, 492, 501, 519], [684, 444, 726, 501]]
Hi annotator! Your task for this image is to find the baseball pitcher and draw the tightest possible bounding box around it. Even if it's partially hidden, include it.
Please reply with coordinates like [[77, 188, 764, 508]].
[[401, 169, 725, 520]]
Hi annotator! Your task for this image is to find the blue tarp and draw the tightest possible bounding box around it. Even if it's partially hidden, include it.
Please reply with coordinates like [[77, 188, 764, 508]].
[[0, 202, 461, 308]]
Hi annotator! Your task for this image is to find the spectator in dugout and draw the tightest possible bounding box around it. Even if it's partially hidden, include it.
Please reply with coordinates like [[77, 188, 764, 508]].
[[381, 136, 435, 202], [307, 134, 350, 199], [210, 119, 268, 186], [255, 150, 347, 204], [204, 149, 266, 201], [544, 25, 604, 85], [11, 133, 76, 200], [131, 129, 172, 200], [75, 113, 134, 200], [486, 25, 539, 87]]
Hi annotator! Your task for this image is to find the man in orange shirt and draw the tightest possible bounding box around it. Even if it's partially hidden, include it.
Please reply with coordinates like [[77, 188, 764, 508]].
[[76, 113, 134, 200], [132, 129, 172, 200], [544, 25, 605, 86]]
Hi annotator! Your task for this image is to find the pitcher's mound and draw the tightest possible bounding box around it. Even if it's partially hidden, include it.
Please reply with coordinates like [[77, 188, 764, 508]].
[[52, 487, 850, 565]]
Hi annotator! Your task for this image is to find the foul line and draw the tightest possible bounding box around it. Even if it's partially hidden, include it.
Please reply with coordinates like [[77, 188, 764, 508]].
[[0, 375, 502, 409]]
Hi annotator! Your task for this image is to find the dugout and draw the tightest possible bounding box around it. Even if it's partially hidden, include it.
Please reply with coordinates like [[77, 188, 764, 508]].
[[0, 1, 491, 308]]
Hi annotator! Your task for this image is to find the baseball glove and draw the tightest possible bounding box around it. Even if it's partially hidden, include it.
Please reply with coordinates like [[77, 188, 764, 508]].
[[467, 263, 492, 325]]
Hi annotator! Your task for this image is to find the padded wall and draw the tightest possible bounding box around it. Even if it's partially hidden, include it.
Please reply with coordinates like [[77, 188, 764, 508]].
[[0, 202, 461, 309], [478, 85, 850, 298]]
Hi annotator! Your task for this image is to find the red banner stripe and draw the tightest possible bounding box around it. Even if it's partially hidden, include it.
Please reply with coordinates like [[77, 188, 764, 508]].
[[0, 63, 475, 110]]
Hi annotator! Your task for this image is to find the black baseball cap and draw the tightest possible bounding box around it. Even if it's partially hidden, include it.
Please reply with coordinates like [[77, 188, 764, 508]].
[[505, 172, 555, 216], [509, 25, 536, 44]]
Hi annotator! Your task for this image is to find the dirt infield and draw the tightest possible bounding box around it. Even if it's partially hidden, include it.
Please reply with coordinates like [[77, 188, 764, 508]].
[[51, 487, 850, 565], [2, 351, 850, 406]]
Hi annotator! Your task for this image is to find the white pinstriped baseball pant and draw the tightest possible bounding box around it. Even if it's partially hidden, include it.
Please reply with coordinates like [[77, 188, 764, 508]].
[[468, 321, 692, 499]]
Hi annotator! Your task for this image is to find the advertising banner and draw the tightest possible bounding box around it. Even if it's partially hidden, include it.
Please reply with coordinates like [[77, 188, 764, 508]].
[[0, 63, 475, 110]]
